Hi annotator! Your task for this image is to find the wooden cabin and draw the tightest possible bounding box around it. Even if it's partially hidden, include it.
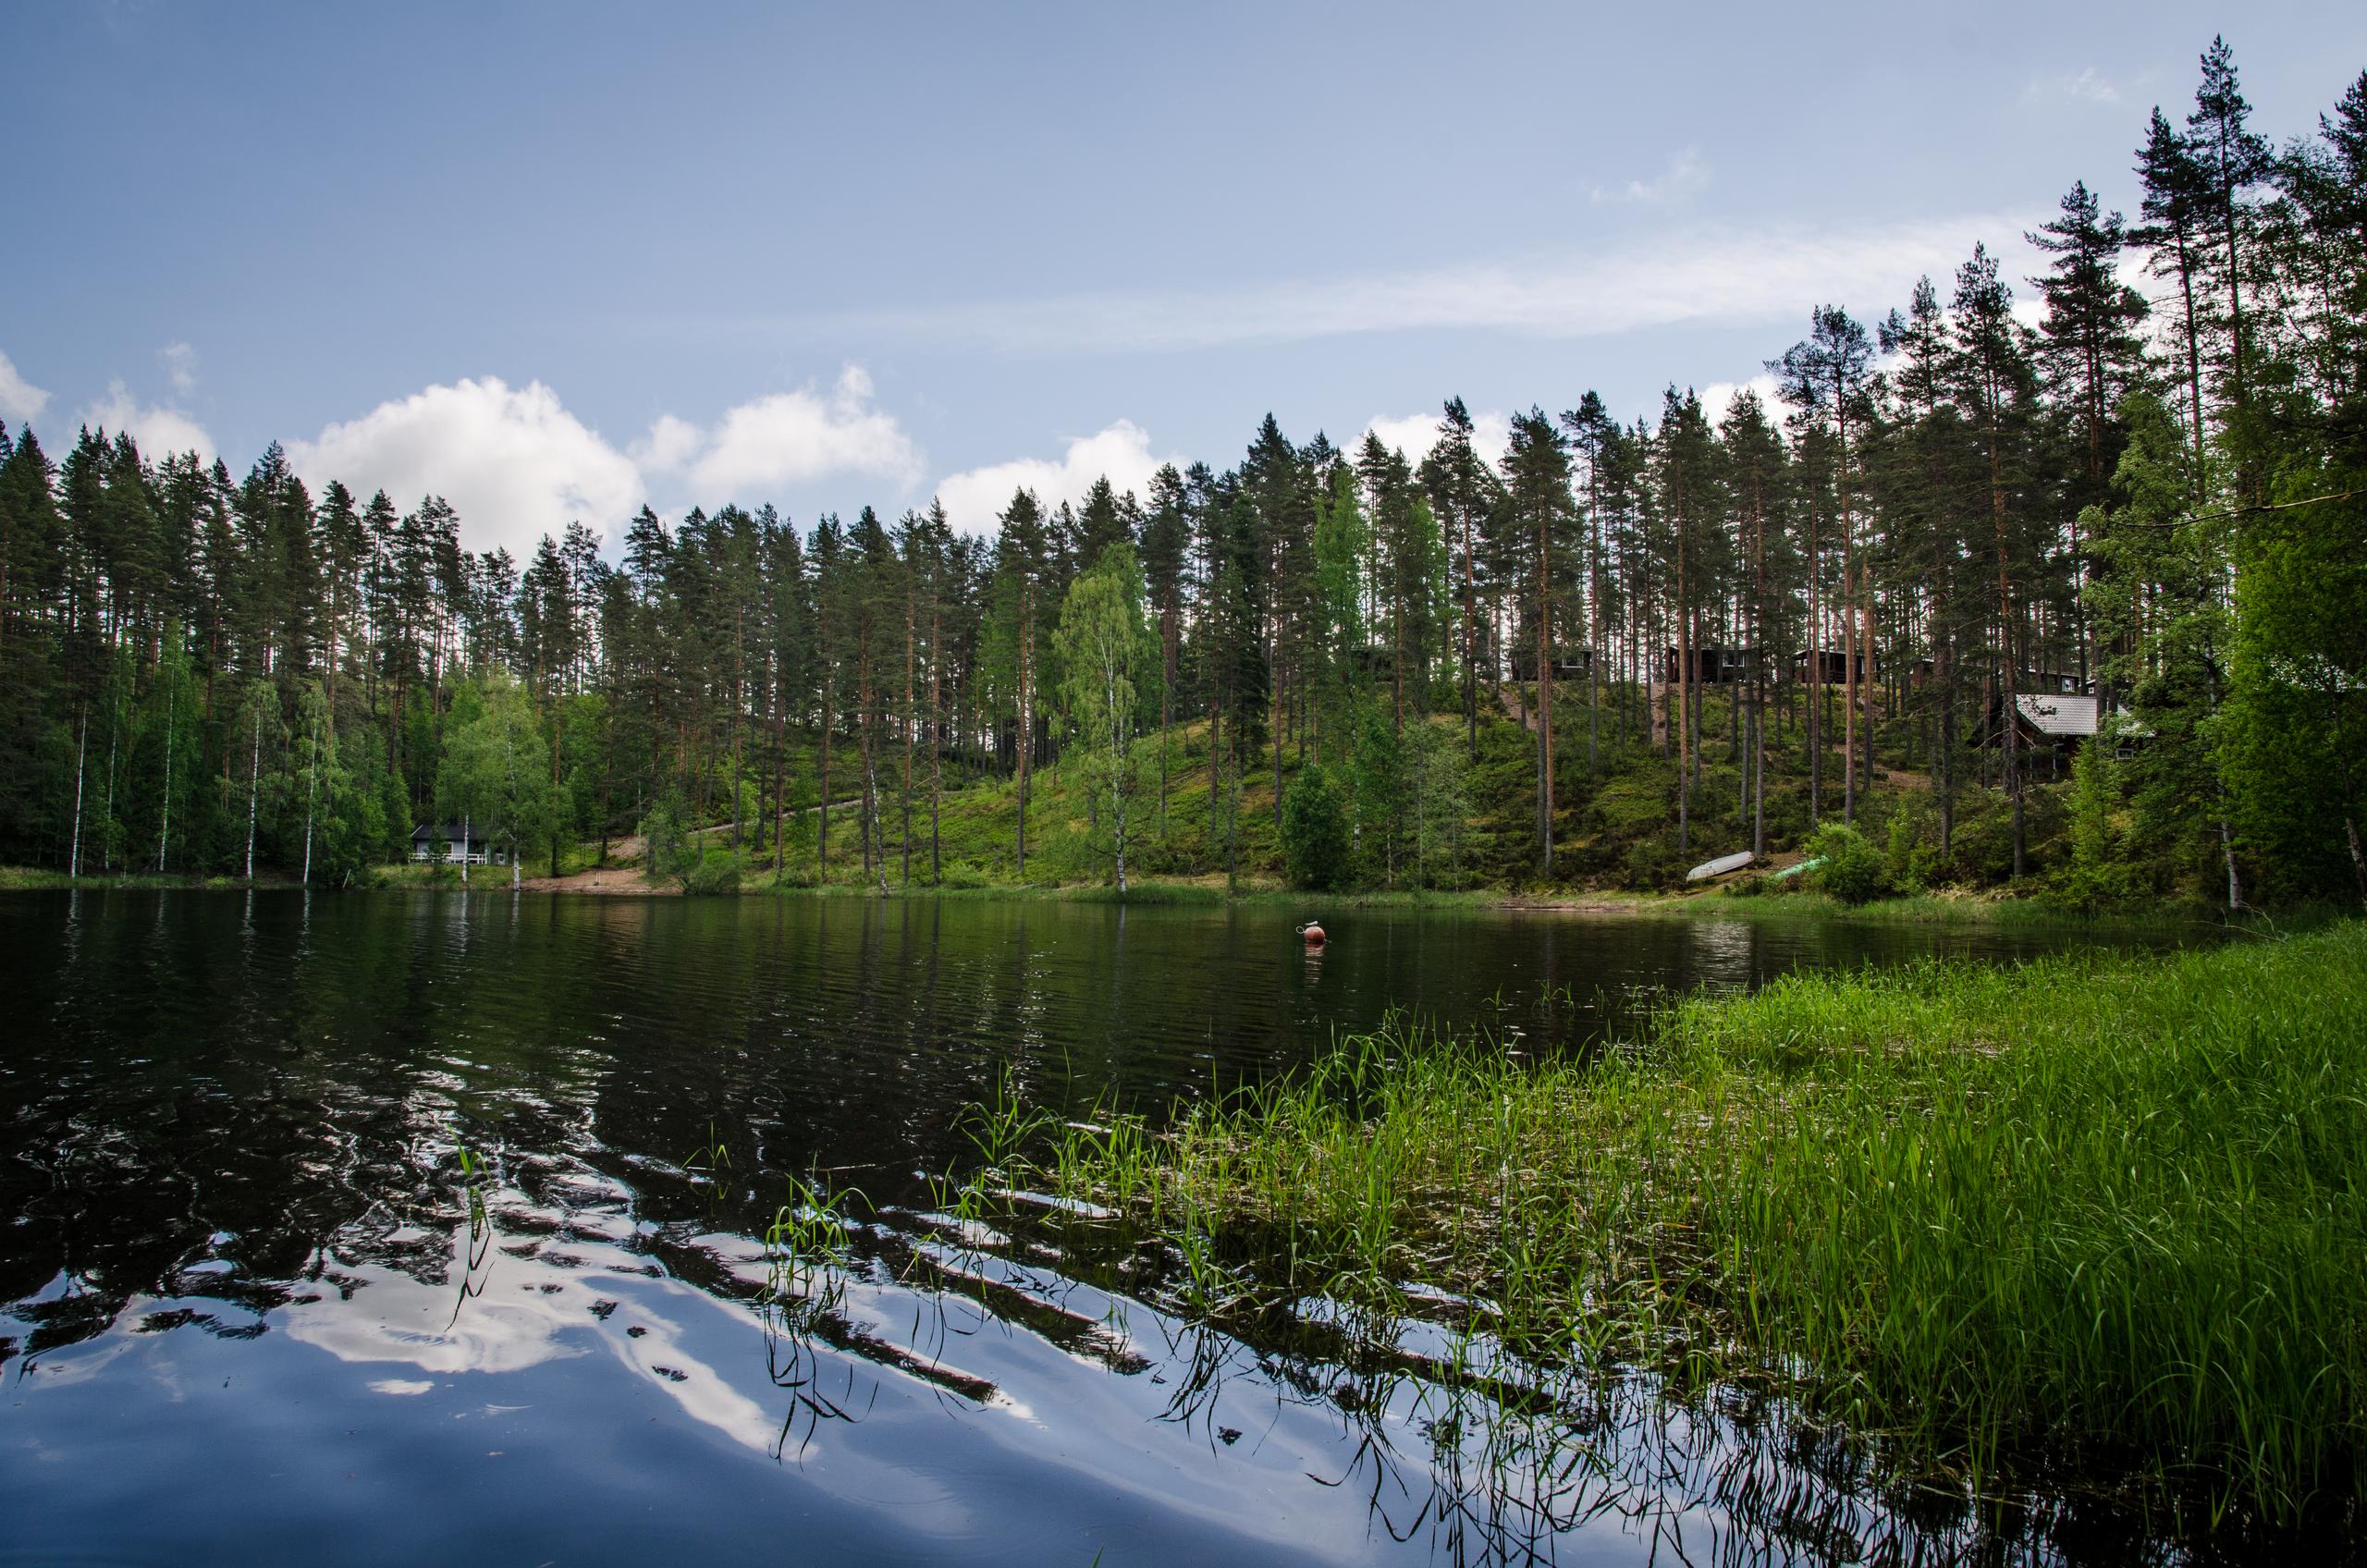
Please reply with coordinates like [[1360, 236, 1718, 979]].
[[1662, 646, 1754, 686], [1510, 645, 1595, 682], [411, 822, 504, 865], [1792, 648, 1870, 684]]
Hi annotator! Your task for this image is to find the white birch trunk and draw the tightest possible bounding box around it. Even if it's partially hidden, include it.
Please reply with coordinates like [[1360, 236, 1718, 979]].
[[69, 707, 88, 879]]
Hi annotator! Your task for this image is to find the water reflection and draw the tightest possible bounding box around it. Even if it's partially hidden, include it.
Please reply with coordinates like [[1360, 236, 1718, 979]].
[[0, 890, 2207, 1564]]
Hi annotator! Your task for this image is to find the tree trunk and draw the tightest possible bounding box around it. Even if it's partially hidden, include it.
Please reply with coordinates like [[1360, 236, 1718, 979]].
[[1461, 505, 1478, 757], [302, 717, 318, 888], [930, 599, 943, 884], [1806, 497, 1821, 826], [1536, 498, 1553, 873], [2346, 815, 2365, 911], [1675, 514, 1691, 856], [902, 591, 915, 888], [1016, 586, 1031, 880], [69, 706, 88, 878], [245, 705, 262, 883]]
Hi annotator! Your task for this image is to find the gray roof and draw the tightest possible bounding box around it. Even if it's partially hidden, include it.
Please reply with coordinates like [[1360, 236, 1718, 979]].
[[2012, 693, 2099, 737]]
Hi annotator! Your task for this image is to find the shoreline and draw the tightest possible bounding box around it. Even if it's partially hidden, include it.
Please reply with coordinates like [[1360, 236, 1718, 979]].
[[0, 862, 2241, 929]]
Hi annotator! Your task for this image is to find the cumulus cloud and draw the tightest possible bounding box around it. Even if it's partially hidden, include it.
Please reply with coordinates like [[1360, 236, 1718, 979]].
[[629, 413, 703, 473], [0, 349, 50, 425], [808, 212, 2040, 356], [82, 379, 215, 460], [934, 420, 1175, 534], [161, 341, 198, 394], [276, 365, 920, 557], [288, 377, 643, 560], [658, 366, 921, 501], [1588, 148, 1709, 205], [1360, 409, 1513, 470], [1698, 373, 1784, 427]]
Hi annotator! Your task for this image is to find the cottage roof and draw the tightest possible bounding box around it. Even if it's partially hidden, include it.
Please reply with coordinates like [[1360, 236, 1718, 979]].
[[411, 821, 487, 842], [2011, 693, 2099, 738]]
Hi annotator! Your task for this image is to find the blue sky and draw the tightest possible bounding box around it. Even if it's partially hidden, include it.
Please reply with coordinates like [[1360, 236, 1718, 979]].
[[3, 2, 2360, 557]]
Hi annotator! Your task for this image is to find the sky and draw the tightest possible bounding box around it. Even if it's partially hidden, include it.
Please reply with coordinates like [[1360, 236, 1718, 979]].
[[2, 2, 2361, 559]]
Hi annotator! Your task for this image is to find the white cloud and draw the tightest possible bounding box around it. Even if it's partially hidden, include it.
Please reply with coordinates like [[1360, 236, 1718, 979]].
[[676, 365, 921, 501], [288, 377, 642, 560], [629, 413, 703, 473], [0, 349, 50, 425], [160, 341, 197, 394], [811, 212, 2041, 356], [1588, 148, 1709, 205], [82, 379, 215, 460], [275, 365, 920, 557], [1698, 373, 1783, 427], [1360, 409, 1513, 470], [2027, 67, 2120, 105], [934, 420, 1175, 534]]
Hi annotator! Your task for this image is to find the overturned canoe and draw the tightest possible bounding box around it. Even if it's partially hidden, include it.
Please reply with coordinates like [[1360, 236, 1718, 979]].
[[1686, 851, 1755, 883]]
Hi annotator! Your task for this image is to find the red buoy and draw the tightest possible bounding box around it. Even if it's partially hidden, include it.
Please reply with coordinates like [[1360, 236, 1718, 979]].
[[1299, 921, 1327, 947]]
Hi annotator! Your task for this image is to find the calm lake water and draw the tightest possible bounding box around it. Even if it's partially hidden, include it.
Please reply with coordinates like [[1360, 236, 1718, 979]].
[[1, 890, 2197, 1566]]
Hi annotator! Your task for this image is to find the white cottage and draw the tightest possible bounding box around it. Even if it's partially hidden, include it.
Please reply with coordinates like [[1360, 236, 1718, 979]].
[[410, 822, 505, 865]]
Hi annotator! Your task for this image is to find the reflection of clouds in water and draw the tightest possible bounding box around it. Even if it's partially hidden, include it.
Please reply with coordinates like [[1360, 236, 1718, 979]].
[[597, 1299, 775, 1454], [370, 1378, 434, 1395], [285, 1220, 777, 1454], [10, 1329, 141, 1389], [1683, 919, 1756, 990], [283, 1253, 589, 1377]]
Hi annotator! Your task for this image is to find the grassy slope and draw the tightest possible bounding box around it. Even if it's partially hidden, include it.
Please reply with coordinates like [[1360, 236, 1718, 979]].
[[1030, 923, 2367, 1527], [754, 684, 2044, 899]]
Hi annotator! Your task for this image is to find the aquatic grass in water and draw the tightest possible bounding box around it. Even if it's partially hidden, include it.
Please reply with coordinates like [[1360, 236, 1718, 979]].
[[1021, 923, 2367, 1537]]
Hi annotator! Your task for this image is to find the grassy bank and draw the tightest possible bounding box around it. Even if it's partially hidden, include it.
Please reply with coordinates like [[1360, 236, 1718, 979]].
[[1021, 923, 2367, 1531], [0, 865, 280, 891]]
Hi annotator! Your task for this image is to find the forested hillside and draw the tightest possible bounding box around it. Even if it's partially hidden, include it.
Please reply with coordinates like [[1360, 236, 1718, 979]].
[[1, 42, 2360, 904]]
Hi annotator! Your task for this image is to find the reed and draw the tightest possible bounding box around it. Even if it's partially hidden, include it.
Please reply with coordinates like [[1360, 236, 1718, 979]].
[[1025, 924, 2367, 1533]]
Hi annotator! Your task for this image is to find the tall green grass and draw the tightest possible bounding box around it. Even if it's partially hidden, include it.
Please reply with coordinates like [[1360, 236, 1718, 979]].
[[1027, 923, 2367, 1532]]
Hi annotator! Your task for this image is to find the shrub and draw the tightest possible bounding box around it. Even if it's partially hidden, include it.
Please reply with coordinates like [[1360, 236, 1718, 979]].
[[1281, 764, 1353, 890], [1809, 822, 1890, 905], [1882, 801, 1937, 894], [681, 846, 742, 897], [1623, 837, 1691, 891], [640, 792, 695, 888]]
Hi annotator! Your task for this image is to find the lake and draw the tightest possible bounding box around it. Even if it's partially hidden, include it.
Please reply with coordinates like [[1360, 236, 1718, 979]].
[[0, 890, 2193, 1565]]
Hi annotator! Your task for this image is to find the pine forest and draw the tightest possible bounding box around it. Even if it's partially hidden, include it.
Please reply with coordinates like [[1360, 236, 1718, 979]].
[[3, 43, 2361, 912]]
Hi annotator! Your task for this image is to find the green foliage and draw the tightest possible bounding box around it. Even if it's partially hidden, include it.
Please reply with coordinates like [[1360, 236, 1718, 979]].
[[1808, 821, 1889, 904], [1053, 545, 1153, 888], [681, 845, 742, 896], [1881, 797, 1937, 894], [640, 791, 695, 888], [1279, 763, 1351, 890], [435, 676, 553, 881], [2221, 472, 2367, 904]]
